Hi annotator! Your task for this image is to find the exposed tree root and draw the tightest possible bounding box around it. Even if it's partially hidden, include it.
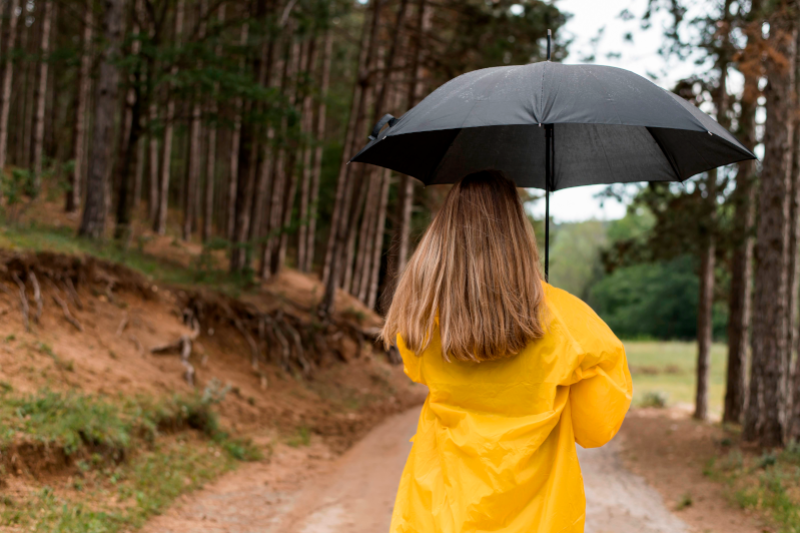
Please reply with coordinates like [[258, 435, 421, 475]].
[[52, 294, 84, 332], [29, 272, 42, 324], [11, 272, 29, 332]]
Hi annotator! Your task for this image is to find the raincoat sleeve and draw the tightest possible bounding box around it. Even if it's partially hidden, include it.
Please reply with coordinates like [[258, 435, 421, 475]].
[[567, 306, 633, 449], [397, 334, 424, 384]]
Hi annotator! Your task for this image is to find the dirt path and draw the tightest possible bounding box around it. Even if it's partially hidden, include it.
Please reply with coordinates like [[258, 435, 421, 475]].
[[146, 408, 690, 533]]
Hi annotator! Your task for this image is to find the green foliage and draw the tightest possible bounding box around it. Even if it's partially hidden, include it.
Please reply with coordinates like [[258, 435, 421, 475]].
[[549, 220, 607, 300], [639, 390, 669, 408], [589, 256, 700, 339], [3, 390, 131, 455], [287, 426, 312, 448], [675, 492, 693, 510]]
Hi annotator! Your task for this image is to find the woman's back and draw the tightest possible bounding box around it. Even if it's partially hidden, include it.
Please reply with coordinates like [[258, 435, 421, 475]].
[[390, 283, 631, 533], [382, 170, 632, 532]]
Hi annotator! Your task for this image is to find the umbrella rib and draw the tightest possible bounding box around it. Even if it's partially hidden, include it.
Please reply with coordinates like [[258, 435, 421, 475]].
[[647, 127, 683, 181]]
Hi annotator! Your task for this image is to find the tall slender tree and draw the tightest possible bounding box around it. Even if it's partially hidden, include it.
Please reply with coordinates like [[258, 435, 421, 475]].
[[745, 3, 796, 447], [300, 29, 332, 273], [79, 0, 126, 239], [31, 0, 52, 193], [724, 4, 760, 424], [0, 0, 21, 202], [154, 0, 185, 235]]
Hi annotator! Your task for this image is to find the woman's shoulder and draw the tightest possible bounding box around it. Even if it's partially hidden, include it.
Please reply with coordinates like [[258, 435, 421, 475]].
[[542, 282, 622, 351]]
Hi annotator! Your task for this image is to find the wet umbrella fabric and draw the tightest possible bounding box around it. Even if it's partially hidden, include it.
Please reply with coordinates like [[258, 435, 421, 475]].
[[350, 61, 756, 278]]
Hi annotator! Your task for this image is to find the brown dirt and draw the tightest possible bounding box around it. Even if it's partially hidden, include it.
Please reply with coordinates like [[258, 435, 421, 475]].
[[0, 250, 422, 488], [142, 407, 422, 533], [617, 407, 768, 533]]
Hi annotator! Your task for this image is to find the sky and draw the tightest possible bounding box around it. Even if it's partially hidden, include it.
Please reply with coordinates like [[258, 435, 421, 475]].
[[528, 0, 714, 222]]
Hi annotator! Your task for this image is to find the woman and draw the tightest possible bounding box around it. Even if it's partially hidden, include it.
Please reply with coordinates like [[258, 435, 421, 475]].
[[382, 170, 632, 533]]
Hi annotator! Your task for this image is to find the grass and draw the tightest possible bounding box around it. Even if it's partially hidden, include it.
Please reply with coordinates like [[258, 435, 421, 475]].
[[0, 222, 254, 293], [709, 443, 800, 532], [624, 340, 727, 415], [0, 385, 261, 531]]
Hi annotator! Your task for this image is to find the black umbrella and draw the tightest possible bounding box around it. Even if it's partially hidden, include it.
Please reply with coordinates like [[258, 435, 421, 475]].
[[351, 32, 756, 280]]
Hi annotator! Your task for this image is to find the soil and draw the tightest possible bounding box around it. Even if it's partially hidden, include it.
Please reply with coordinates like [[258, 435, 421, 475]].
[[0, 250, 422, 488], [141, 405, 761, 533], [617, 407, 768, 533]]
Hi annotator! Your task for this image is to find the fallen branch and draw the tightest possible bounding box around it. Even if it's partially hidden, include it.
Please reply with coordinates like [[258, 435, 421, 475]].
[[29, 272, 42, 324], [51, 294, 84, 332], [11, 273, 29, 332]]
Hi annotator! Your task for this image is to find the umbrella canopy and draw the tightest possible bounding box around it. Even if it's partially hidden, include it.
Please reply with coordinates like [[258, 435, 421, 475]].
[[350, 44, 756, 280], [352, 61, 754, 190]]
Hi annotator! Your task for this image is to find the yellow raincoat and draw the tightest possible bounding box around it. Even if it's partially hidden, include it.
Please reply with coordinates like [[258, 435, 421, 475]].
[[390, 283, 632, 533]]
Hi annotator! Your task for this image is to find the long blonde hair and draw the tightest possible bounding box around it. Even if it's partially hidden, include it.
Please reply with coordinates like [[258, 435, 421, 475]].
[[382, 170, 546, 363]]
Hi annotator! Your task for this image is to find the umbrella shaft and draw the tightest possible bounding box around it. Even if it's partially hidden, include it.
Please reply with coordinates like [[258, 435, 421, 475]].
[[545, 124, 553, 282]]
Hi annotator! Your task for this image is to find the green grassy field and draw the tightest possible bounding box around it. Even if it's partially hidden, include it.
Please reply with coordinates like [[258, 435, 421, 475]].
[[624, 341, 727, 415]]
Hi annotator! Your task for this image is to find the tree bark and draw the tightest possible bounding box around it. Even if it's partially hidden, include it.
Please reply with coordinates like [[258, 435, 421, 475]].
[[694, 0, 733, 421], [114, 1, 144, 240], [79, 0, 125, 239], [261, 36, 300, 278], [297, 37, 319, 273], [744, 12, 796, 447], [65, 3, 91, 211], [250, 35, 281, 275], [366, 166, 392, 309], [202, 4, 225, 242], [183, 0, 207, 242], [301, 29, 332, 273], [227, 23, 248, 241], [724, 28, 759, 424], [320, 0, 375, 295], [31, 0, 52, 193], [319, 0, 383, 317], [154, 0, 185, 235], [0, 0, 19, 202]]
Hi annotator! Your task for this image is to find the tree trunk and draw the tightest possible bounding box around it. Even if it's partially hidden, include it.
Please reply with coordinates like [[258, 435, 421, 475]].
[[301, 29, 332, 274], [787, 36, 800, 429], [744, 14, 796, 447], [183, 0, 207, 242], [66, 4, 91, 213], [78, 0, 125, 239], [297, 37, 319, 273], [261, 37, 300, 278], [694, 0, 733, 422], [154, 0, 185, 235], [203, 4, 225, 242], [366, 166, 392, 309], [724, 33, 759, 424], [250, 35, 281, 272], [147, 102, 160, 222], [114, 2, 144, 241], [384, 0, 427, 309], [694, 200, 716, 421], [20, 18, 33, 170], [320, 0, 376, 300], [0, 0, 19, 201], [227, 23, 248, 241], [31, 0, 52, 193]]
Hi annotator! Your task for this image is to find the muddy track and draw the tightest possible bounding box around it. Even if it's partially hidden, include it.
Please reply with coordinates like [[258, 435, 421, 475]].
[[145, 407, 690, 533]]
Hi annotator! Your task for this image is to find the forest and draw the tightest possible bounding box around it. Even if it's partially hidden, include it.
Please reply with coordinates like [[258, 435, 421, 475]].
[[0, 0, 799, 489]]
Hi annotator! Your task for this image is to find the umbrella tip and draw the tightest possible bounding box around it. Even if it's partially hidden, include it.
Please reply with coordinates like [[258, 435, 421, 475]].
[[547, 29, 552, 61]]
